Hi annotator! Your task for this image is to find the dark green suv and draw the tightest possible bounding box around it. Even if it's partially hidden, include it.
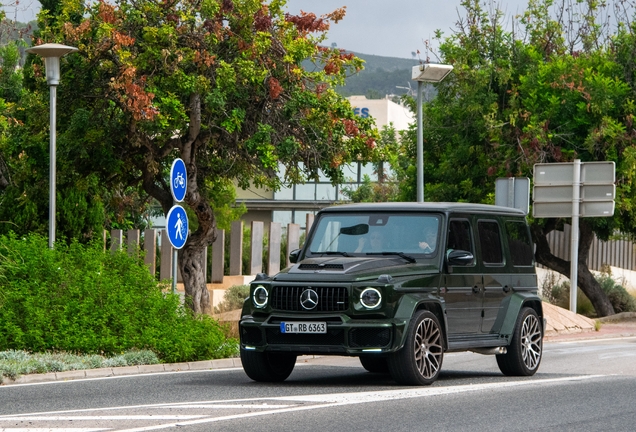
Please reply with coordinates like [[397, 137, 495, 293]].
[[239, 203, 544, 385]]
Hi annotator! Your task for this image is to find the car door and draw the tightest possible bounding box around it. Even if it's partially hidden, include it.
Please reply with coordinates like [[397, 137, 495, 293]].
[[476, 219, 509, 333], [442, 217, 483, 335]]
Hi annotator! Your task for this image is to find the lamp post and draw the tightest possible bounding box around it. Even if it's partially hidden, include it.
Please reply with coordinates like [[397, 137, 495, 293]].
[[26, 43, 78, 249], [411, 63, 453, 203]]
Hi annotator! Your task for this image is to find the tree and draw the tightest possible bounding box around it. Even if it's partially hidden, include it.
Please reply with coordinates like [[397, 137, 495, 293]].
[[30, 0, 378, 313], [399, 0, 636, 316]]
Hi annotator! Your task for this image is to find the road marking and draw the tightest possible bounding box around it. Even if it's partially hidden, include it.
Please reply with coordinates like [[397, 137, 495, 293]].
[[114, 375, 607, 432], [0, 375, 608, 432], [159, 404, 295, 409], [0, 415, 206, 421], [0, 429, 108, 432]]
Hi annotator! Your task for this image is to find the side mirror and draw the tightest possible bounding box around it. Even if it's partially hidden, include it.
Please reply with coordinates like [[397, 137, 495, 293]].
[[289, 248, 301, 264], [446, 249, 474, 266]]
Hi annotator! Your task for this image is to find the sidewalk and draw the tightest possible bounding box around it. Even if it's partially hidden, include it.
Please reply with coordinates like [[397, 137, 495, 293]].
[[3, 304, 636, 387]]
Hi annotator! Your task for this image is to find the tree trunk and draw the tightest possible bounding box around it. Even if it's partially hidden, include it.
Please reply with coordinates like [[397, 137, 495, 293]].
[[531, 219, 615, 317], [180, 242, 211, 314]]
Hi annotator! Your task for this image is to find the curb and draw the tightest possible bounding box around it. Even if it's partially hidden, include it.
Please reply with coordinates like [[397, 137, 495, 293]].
[[2, 357, 243, 386]]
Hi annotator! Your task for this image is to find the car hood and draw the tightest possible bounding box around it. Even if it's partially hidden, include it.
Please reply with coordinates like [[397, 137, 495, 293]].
[[272, 256, 438, 282]]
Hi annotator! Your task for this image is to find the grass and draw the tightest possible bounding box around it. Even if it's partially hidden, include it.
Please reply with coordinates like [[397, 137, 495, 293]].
[[0, 349, 160, 383]]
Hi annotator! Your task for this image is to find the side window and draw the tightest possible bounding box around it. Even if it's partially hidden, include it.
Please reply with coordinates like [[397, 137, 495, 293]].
[[477, 220, 504, 266], [505, 220, 534, 266], [447, 219, 474, 254]]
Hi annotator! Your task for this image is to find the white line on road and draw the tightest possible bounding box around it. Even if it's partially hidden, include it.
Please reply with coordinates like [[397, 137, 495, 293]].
[[114, 375, 607, 432], [0, 415, 206, 421], [0, 429, 109, 431]]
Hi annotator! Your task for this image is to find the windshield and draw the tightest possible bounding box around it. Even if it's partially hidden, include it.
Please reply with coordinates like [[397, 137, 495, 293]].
[[307, 213, 442, 256]]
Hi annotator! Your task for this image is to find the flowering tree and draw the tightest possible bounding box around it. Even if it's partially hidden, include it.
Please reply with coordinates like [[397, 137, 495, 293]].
[[30, 0, 378, 313]]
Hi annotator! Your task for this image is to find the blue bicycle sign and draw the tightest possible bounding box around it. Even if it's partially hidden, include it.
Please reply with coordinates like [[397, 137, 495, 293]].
[[174, 172, 185, 189], [170, 158, 187, 202]]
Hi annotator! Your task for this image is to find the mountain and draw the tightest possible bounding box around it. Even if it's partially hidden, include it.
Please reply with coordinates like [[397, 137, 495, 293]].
[[339, 52, 420, 98]]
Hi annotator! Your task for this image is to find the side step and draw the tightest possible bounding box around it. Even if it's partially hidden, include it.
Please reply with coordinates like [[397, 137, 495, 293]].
[[447, 334, 508, 352]]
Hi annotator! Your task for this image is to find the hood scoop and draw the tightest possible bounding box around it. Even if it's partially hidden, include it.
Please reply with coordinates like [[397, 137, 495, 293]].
[[298, 263, 345, 271]]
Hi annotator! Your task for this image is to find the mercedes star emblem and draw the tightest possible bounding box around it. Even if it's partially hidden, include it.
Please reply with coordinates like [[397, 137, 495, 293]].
[[300, 288, 319, 310]]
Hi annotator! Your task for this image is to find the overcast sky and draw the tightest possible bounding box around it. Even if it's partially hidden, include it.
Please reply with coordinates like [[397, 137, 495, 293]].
[[287, 0, 529, 58], [9, 0, 530, 59]]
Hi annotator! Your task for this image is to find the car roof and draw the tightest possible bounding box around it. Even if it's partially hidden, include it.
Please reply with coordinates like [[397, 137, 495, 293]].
[[318, 202, 527, 217]]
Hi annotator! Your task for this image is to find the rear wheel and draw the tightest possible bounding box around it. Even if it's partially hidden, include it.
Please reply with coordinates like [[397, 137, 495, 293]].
[[497, 307, 543, 376], [388, 310, 444, 385], [240, 350, 297, 382], [359, 356, 389, 374]]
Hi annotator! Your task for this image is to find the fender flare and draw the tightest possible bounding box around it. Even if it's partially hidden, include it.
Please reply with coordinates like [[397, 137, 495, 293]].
[[494, 293, 544, 337], [393, 293, 448, 351]]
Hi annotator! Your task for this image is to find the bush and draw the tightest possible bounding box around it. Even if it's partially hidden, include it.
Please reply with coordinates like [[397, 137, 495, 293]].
[[596, 274, 636, 313], [0, 233, 238, 363], [214, 284, 249, 314]]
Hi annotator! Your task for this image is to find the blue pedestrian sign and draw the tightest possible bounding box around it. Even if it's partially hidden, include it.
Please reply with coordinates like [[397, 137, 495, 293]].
[[170, 158, 187, 202], [166, 205, 188, 249]]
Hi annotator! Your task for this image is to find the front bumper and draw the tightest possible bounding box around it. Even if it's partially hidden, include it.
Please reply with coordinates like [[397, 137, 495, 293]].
[[239, 313, 404, 355]]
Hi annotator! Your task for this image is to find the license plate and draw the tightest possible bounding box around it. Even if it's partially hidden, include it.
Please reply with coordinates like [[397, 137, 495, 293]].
[[280, 322, 327, 334]]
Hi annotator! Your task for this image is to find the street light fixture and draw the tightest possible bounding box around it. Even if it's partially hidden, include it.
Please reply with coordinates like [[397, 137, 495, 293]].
[[26, 43, 78, 248], [412, 63, 453, 203]]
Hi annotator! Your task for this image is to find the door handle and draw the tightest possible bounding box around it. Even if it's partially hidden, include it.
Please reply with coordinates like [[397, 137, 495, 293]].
[[503, 285, 511, 293]]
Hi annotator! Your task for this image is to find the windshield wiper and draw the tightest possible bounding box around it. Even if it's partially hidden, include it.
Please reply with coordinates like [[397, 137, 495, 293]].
[[317, 251, 352, 257], [366, 252, 416, 263]]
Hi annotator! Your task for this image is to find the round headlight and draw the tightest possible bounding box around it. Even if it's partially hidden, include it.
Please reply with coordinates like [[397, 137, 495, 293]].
[[360, 287, 382, 309], [252, 285, 268, 308]]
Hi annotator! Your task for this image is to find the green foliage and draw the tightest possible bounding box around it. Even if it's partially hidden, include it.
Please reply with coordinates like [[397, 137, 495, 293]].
[[0, 233, 238, 363], [596, 273, 636, 313], [214, 284, 250, 314], [0, 349, 158, 382], [341, 173, 399, 203]]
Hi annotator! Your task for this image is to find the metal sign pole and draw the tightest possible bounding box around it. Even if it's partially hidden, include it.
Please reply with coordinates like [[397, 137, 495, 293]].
[[172, 248, 178, 295], [570, 159, 581, 312]]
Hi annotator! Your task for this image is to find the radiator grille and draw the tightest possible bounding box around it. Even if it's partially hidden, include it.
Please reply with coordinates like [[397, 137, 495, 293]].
[[270, 286, 349, 312]]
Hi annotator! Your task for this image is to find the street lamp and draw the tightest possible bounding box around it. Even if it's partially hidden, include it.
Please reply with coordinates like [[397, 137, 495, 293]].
[[26, 43, 78, 248], [412, 63, 453, 203]]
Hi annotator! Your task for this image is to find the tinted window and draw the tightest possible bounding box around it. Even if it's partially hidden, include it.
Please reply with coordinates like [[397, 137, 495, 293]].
[[447, 219, 474, 253], [478, 221, 503, 265], [505, 221, 534, 266]]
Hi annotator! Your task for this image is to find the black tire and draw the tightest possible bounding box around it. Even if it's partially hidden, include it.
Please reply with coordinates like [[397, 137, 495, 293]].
[[497, 307, 543, 376], [388, 310, 444, 386], [359, 356, 390, 374], [240, 350, 297, 382]]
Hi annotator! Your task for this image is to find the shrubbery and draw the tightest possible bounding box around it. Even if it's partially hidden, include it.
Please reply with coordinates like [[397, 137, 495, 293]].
[[543, 270, 636, 316], [214, 284, 249, 315], [0, 233, 238, 363]]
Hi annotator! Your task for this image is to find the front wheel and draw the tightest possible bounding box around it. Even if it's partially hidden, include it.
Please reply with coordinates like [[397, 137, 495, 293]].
[[497, 307, 543, 376], [240, 350, 297, 382], [388, 310, 444, 385]]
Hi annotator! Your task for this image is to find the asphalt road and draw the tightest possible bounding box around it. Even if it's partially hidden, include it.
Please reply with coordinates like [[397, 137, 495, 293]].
[[1, 337, 636, 431]]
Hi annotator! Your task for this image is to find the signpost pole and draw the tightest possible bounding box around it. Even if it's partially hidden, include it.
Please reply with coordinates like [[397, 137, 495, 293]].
[[570, 159, 581, 312], [172, 248, 178, 295]]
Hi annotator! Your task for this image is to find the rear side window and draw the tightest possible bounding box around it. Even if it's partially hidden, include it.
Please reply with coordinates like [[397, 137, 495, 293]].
[[477, 220, 503, 265], [505, 221, 534, 266]]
